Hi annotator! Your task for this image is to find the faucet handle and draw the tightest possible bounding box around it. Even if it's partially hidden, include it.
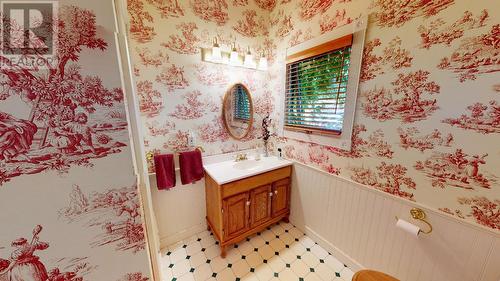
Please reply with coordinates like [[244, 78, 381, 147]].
[[235, 153, 248, 161]]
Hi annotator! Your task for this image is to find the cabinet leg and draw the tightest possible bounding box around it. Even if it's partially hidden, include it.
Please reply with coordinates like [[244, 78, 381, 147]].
[[283, 216, 290, 223], [220, 245, 227, 258], [207, 225, 211, 231]]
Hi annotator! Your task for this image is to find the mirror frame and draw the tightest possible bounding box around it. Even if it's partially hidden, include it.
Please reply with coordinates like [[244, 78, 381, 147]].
[[222, 83, 254, 140]]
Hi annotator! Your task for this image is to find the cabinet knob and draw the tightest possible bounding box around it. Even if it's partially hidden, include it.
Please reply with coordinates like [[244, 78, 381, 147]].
[[275, 190, 278, 195], [269, 192, 273, 197], [246, 201, 251, 206]]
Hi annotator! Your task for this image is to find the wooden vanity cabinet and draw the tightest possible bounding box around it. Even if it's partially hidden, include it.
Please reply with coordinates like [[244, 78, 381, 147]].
[[222, 192, 250, 239], [250, 185, 273, 228], [205, 166, 292, 258], [272, 178, 290, 217]]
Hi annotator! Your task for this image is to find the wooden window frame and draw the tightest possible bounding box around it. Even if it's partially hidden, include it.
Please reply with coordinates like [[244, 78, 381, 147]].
[[286, 34, 353, 64], [284, 35, 352, 136], [279, 16, 367, 151]]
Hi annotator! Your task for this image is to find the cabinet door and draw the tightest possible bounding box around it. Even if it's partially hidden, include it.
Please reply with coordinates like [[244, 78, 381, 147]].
[[223, 192, 250, 239], [272, 178, 290, 217], [250, 185, 272, 228]]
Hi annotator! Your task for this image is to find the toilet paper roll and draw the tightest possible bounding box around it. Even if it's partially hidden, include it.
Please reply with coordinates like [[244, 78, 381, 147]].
[[396, 218, 420, 237]]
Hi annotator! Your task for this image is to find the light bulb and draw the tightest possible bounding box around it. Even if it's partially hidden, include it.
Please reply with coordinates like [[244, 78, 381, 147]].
[[244, 47, 254, 68], [258, 54, 268, 70], [211, 37, 222, 62], [230, 43, 239, 65]]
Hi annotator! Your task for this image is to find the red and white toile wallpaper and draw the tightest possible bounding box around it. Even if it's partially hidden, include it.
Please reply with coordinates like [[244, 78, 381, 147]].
[[270, 0, 500, 232], [128, 0, 275, 166], [0, 1, 151, 280], [129, 0, 499, 232]]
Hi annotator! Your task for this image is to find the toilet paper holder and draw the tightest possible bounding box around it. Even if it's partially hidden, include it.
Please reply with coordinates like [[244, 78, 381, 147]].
[[396, 208, 433, 234]]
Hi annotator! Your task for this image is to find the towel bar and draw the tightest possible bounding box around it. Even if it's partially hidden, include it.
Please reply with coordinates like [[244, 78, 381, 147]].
[[146, 146, 205, 176], [146, 146, 204, 162]]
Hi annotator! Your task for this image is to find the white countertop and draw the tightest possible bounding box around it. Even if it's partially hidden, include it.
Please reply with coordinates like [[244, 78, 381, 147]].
[[203, 156, 293, 185]]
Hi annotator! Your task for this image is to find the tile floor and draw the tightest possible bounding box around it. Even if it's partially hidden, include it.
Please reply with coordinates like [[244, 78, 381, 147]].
[[161, 222, 355, 281]]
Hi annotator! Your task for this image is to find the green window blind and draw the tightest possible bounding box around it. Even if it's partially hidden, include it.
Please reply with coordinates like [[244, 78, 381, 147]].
[[234, 85, 250, 121], [285, 44, 352, 135]]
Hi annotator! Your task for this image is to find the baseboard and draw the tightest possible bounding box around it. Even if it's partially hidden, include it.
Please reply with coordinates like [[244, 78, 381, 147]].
[[159, 223, 207, 251], [290, 218, 364, 273], [305, 226, 364, 272]]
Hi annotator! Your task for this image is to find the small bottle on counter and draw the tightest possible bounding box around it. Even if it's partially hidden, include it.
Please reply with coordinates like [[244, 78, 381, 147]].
[[255, 148, 261, 161]]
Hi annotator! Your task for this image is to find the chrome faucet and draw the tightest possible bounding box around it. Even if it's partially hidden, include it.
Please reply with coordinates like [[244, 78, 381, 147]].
[[235, 153, 248, 162]]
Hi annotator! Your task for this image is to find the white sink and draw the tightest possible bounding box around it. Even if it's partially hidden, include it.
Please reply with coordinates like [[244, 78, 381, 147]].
[[204, 156, 292, 185], [233, 160, 264, 171]]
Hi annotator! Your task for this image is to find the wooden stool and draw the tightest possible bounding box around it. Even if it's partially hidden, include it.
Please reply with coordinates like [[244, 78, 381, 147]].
[[352, 270, 399, 281]]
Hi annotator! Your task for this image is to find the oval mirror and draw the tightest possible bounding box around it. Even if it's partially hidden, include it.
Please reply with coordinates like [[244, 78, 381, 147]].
[[222, 83, 254, 139]]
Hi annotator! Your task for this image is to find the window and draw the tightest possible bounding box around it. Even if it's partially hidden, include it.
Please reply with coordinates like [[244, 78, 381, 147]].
[[280, 17, 367, 150], [284, 34, 353, 135], [234, 84, 250, 121]]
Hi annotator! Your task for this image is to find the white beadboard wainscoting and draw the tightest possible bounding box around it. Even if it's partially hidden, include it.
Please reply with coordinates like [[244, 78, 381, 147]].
[[150, 172, 207, 249], [289, 162, 500, 281]]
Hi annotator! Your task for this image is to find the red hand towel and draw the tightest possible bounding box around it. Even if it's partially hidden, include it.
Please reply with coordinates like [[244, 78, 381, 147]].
[[179, 150, 204, 185], [154, 154, 176, 190]]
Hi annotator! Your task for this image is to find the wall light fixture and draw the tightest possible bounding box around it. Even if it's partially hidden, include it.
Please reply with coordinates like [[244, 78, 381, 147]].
[[201, 41, 266, 71]]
